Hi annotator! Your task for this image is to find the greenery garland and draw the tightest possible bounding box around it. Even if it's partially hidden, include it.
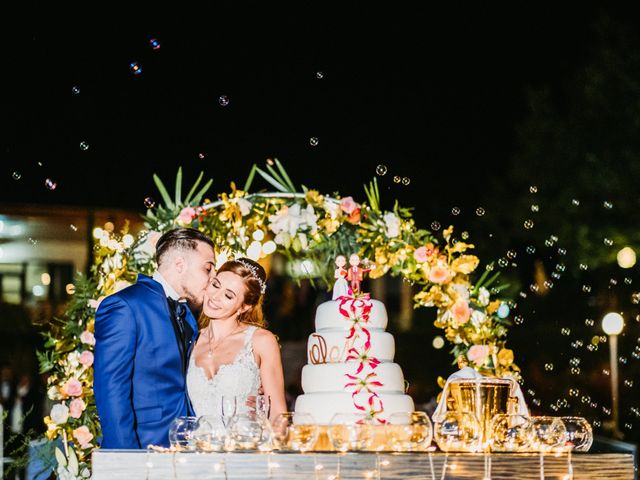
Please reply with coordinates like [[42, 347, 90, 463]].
[[37, 159, 518, 478]]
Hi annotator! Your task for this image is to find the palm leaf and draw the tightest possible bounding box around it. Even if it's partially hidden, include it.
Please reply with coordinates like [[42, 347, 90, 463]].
[[255, 166, 289, 192], [191, 179, 213, 205], [243, 164, 258, 192], [274, 158, 296, 192], [153, 173, 175, 209], [175, 167, 183, 206], [184, 171, 204, 204]]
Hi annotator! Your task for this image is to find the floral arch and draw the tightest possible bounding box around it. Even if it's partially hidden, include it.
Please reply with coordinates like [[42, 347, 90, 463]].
[[39, 160, 518, 477]]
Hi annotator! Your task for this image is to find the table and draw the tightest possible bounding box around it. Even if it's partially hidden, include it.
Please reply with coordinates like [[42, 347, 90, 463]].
[[92, 449, 635, 479]]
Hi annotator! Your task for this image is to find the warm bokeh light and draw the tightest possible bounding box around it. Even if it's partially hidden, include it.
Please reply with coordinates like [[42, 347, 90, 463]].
[[432, 336, 445, 349], [93, 227, 103, 239], [617, 247, 636, 268], [122, 234, 135, 247], [66, 283, 76, 295], [262, 240, 276, 255], [41, 273, 51, 285], [602, 312, 624, 335]]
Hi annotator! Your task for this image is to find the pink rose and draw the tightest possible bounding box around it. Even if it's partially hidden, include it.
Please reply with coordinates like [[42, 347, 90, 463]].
[[80, 331, 95, 346], [467, 345, 490, 366], [72, 425, 94, 449], [61, 378, 83, 397], [451, 300, 471, 325], [414, 246, 428, 263], [79, 351, 94, 367], [69, 398, 86, 419], [428, 265, 451, 284], [178, 207, 196, 224], [340, 196, 358, 215]]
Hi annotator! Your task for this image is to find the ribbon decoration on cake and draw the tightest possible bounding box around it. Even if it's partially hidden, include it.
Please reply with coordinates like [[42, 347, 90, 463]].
[[338, 293, 386, 423]]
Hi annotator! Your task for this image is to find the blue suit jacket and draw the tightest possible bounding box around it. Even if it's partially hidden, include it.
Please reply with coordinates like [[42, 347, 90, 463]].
[[94, 274, 199, 449]]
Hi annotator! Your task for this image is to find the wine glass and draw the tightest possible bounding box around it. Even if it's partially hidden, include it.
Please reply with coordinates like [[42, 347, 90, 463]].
[[385, 411, 433, 452], [488, 414, 532, 452], [328, 413, 374, 452], [433, 411, 482, 452], [272, 412, 319, 451], [220, 396, 237, 426], [193, 415, 228, 452], [227, 411, 273, 451], [168, 416, 198, 451], [560, 416, 593, 452], [528, 416, 567, 452]]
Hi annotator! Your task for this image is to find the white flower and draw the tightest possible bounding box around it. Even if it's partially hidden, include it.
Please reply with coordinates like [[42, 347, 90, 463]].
[[454, 335, 463, 344], [48, 386, 62, 400], [135, 230, 162, 258], [66, 351, 80, 370], [451, 283, 471, 301], [477, 287, 490, 306], [235, 197, 252, 216], [470, 310, 487, 328], [383, 212, 401, 238], [268, 204, 318, 236], [297, 233, 308, 250], [273, 232, 291, 247], [50, 403, 70, 425], [323, 199, 341, 219]]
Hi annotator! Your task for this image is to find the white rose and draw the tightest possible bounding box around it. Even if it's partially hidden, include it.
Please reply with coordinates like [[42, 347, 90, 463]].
[[48, 386, 62, 400], [383, 212, 401, 238], [67, 351, 80, 369], [236, 198, 252, 216], [50, 403, 70, 425], [470, 310, 487, 328], [323, 199, 341, 219], [477, 287, 490, 306]]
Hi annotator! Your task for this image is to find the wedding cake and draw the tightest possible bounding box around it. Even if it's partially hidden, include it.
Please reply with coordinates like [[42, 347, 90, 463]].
[[294, 293, 414, 424]]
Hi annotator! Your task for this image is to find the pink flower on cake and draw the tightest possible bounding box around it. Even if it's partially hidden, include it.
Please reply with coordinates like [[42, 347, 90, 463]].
[[73, 426, 94, 449], [340, 196, 358, 214], [178, 207, 197, 224], [414, 246, 428, 263], [467, 345, 490, 366], [451, 300, 471, 325], [344, 372, 384, 395], [61, 378, 83, 397], [69, 398, 86, 419], [79, 330, 95, 346], [79, 350, 94, 367], [346, 348, 381, 374]]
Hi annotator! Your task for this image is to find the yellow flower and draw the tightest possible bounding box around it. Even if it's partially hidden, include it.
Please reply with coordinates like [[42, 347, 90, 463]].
[[450, 255, 479, 274], [318, 217, 340, 234], [487, 300, 502, 315], [305, 190, 324, 207], [497, 348, 514, 366], [443, 225, 454, 241]]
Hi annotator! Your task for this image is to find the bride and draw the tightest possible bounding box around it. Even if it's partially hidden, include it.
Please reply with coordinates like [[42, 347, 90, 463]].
[[187, 258, 287, 421]]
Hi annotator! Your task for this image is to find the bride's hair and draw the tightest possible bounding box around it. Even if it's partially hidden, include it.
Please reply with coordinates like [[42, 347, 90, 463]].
[[200, 257, 267, 329]]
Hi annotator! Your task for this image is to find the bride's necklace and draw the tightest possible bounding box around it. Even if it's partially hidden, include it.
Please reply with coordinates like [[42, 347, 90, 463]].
[[207, 322, 243, 358]]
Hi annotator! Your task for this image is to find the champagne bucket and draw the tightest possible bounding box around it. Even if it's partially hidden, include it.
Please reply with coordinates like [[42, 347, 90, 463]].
[[448, 378, 513, 445]]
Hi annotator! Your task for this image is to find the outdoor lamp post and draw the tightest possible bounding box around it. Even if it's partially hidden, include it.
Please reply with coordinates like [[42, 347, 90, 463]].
[[602, 312, 624, 438]]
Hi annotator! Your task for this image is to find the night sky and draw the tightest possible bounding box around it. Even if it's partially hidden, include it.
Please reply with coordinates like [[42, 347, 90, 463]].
[[0, 3, 614, 223]]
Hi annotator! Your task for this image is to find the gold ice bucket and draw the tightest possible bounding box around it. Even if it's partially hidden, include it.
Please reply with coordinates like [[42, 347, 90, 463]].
[[448, 378, 514, 445]]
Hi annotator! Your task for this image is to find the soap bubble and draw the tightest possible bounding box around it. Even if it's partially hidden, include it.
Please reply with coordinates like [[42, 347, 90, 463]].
[[71, 86, 80, 94], [149, 38, 161, 50], [393, 176, 401, 183], [12, 171, 21, 180], [401, 177, 410, 185], [603, 201, 613, 209], [572, 199, 580, 206], [143, 197, 156, 208], [309, 137, 319, 147], [430, 221, 441, 231], [529, 185, 538, 193], [44, 178, 57, 190], [476, 207, 485, 216], [316, 71, 324, 79], [530, 204, 539, 212], [524, 220, 534, 230], [80, 141, 89, 151], [375, 165, 387, 176], [218, 95, 230, 106], [451, 207, 460, 215], [526, 245, 535, 254], [544, 363, 554, 371], [129, 62, 142, 75]]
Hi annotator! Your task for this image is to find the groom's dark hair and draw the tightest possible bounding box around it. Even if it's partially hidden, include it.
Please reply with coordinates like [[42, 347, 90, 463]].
[[155, 228, 215, 266]]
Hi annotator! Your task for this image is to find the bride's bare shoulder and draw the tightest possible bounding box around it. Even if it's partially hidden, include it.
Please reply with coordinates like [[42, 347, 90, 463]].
[[252, 327, 279, 351]]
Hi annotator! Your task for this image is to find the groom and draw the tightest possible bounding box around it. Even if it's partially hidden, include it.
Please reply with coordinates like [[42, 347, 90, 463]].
[[94, 227, 215, 449]]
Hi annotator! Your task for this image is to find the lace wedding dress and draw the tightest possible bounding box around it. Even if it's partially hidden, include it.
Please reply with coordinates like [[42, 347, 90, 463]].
[[187, 325, 261, 417]]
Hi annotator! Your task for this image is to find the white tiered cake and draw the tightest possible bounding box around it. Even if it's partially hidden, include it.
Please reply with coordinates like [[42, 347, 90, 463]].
[[294, 294, 414, 424]]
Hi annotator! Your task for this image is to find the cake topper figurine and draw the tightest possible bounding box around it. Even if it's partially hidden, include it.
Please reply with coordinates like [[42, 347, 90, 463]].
[[332, 255, 349, 300], [346, 253, 373, 295]]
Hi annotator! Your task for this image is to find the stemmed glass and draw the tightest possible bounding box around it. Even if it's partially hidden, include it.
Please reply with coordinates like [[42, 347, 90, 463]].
[[560, 416, 593, 452], [385, 411, 433, 452], [221, 396, 237, 426], [433, 411, 482, 452], [488, 414, 532, 452], [328, 413, 374, 452], [227, 411, 273, 451], [168, 416, 198, 451], [255, 395, 271, 419], [272, 412, 319, 451]]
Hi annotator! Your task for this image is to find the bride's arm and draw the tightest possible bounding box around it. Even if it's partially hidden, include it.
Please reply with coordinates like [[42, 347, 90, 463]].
[[254, 329, 287, 421]]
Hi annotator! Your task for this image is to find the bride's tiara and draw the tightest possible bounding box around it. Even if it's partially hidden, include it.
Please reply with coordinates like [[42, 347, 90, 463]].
[[235, 258, 267, 294]]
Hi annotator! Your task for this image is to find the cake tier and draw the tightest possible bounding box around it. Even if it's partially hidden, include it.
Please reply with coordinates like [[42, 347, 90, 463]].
[[295, 392, 415, 425], [301, 362, 405, 393], [306, 330, 395, 364], [315, 299, 388, 331]]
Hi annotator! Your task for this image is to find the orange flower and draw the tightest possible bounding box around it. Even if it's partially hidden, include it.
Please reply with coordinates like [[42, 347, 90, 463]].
[[428, 265, 451, 284], [451, 300, 471, 325]]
